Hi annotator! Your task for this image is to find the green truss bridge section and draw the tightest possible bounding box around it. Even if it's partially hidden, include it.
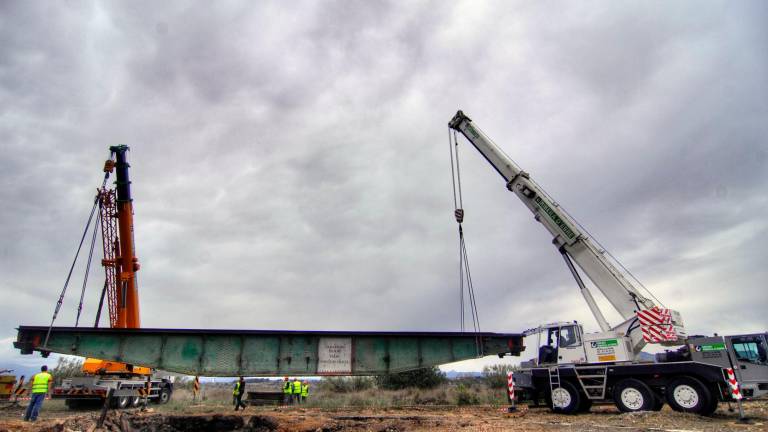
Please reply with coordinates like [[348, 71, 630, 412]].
[[15, 326, 524, 376]]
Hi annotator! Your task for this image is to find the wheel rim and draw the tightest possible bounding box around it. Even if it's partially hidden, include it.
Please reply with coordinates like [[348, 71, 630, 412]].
[[160, 391, 169, 402], [620, 387, 644, 410], [552, 387, 572, 408], [118, 396, 129, 408], [673, 384, 699, 409]]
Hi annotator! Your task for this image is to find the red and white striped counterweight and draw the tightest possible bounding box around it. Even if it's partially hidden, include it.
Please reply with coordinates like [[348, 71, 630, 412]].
[[637, 306, 685, 343]]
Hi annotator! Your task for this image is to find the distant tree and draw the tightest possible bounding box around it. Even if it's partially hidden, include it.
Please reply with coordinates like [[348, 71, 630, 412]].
[[481, 364, 517, 389], [174, 376, 194, 390], [50, 357, 85, 386], [376, 367, 446, 390], [319, 376, 375, 393]]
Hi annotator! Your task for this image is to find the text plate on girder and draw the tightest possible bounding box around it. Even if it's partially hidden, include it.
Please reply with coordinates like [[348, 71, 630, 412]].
[[318, 337, 352, 374]]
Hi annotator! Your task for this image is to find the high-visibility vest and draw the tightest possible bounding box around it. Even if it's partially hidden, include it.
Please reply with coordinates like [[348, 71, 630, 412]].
[[301, 383, 309, 397], [31, 372, 52, 394], [283, 381, 292, 394], [233, 381, 243, 396], [292, 380, 301, 394]]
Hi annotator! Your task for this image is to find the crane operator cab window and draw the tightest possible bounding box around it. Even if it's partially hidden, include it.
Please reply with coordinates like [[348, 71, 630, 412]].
[[559, 325, 580, 348], [537, 324, 583, 365], [731, 336, 767, 365], [538, 328, 558, 365]]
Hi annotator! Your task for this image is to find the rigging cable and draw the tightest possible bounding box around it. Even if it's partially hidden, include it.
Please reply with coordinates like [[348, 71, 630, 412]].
[[74, 205, 100, 327], [43, 157, 113, 348], [448, 128, 482, 355], [447, 129, 464, 330]]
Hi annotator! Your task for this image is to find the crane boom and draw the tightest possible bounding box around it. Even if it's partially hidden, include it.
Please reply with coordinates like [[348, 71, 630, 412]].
[[82, 145, 148, 376], [110, 145, 141, 329], [448, 111, 684, 352]]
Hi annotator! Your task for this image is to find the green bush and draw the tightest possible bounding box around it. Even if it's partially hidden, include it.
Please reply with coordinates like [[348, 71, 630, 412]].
[[376, 367, 446, 390], [318, 376, 375, 393], [454, 384, 479, 405], [481, 364, 517, 389], [51, 357, 85, 386]]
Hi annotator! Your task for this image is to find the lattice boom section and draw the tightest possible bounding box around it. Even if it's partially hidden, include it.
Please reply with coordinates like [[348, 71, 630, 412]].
[[98, 189, 119, 328]]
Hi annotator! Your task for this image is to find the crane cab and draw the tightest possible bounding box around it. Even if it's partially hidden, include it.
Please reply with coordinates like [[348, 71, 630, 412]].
[[528, 322, 633, 366]]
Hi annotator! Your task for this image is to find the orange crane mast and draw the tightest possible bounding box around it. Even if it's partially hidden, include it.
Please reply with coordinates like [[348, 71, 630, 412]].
[[83, 145, 147, 375]]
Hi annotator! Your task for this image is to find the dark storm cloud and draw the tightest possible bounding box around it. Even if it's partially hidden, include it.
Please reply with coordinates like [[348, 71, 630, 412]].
[[1, 1, 766, 371]]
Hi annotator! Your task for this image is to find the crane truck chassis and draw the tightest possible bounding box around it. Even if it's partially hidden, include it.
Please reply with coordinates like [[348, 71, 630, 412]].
[[54, 376, 173, 409], [448, 110, 768, 415], [511, 324, 768, 414]]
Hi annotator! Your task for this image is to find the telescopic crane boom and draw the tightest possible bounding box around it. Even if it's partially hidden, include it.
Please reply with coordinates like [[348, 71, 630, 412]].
[[107, 145, 140, 329], [82, 145, 147, 375], [448, 111, 685, 356]]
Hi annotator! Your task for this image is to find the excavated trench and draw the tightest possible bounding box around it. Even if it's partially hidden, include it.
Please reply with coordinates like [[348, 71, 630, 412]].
[[49, 413, 281, 432]]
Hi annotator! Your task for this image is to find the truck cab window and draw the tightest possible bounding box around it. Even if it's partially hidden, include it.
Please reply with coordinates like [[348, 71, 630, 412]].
[[537, 328, 559, 364], [732, 337, 767, 365], [559, 325, 580, 348]]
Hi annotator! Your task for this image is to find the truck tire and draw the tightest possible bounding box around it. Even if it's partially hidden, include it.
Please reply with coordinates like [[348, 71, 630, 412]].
[[113, 396, 130, 409], [665, 376, 712, 414], [130, 396, 141, 407], [701, 386, 720, 416], [577, 397, 593, 413], [156, 387, 171, 404], [550, 381, 582, 415], [613, 378, 655, 412]]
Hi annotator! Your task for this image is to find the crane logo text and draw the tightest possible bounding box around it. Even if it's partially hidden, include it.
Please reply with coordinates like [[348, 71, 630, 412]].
[[534, 196, 576, 240]]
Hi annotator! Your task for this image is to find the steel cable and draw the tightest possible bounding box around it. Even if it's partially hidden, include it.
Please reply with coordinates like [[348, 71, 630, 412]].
[[74, 209, 100, 327], [448, 127, 482, 354], [43, 154, 113, 347]]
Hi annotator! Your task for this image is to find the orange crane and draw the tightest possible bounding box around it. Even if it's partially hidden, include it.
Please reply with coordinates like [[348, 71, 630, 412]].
[[54, 146, 171, 408], [81, 145, 147, 375]]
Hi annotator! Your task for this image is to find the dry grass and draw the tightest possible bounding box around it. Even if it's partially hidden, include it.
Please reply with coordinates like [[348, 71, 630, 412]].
[[163, 378, 509, 411]]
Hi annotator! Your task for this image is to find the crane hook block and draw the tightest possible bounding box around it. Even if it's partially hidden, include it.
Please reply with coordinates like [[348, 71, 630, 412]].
[[103, 159, 116, 173], [455, 209, 465, 223]]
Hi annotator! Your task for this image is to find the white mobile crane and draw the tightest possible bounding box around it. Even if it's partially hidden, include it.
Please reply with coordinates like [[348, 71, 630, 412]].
[[449, 110, 768, 415]]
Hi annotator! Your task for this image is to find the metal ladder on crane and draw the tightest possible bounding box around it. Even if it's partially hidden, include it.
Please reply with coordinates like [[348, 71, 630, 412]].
[[548, 366, 561, 408], [573, 365, 608, 400]]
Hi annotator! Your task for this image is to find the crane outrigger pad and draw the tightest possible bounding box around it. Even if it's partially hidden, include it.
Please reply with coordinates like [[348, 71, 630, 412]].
[[14, 326, 524, 377]]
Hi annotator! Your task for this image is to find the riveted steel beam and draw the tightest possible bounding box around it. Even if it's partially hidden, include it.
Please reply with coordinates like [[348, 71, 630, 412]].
[[14, 326, 524, 376]]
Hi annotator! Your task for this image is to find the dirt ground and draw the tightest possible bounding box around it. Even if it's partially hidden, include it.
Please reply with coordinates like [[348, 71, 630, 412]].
[[0, 399, 766, 432]]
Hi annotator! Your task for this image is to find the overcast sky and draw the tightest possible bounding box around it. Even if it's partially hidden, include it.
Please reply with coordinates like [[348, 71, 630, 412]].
[[1, 1, 766, 374]]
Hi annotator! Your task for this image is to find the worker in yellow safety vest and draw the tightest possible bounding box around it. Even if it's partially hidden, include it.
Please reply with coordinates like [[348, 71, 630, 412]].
[[301, 380, 309, 402], [233, 376, 246, 411], [292, 378, 302, 404], [24, 365, 52, 422], [283, 377, 293, 405]]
